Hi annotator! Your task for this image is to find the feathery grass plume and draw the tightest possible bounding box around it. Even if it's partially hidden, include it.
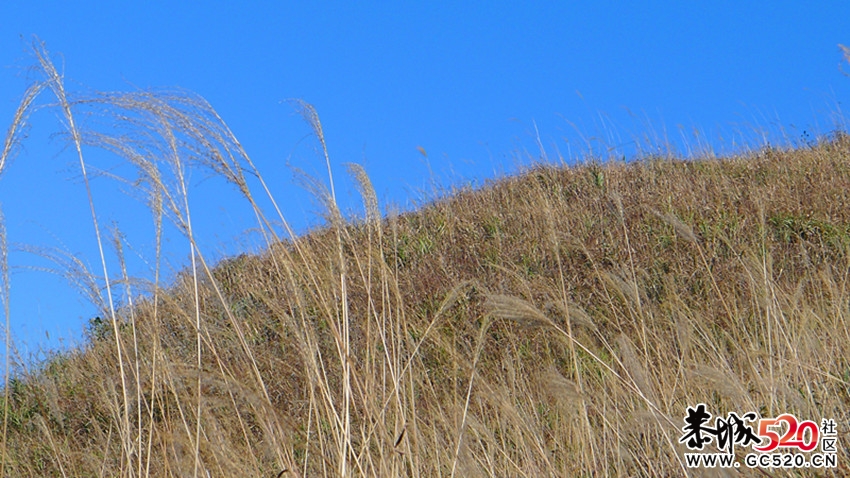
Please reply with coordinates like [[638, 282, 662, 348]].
[[544, 300, 597, 332], [615, 334, 658, 406], [651, 209, 699, 243], [603, 270, 642, 309], [541, 367, 583, 412], [347, 163, 380, 227], [692, 363, 752, 406], [483, 293, 551, 327], [16, 244, 108, 315], [290, 99, 337, 208], [0, 82, 45, 175], [671, 307, 692, 363]]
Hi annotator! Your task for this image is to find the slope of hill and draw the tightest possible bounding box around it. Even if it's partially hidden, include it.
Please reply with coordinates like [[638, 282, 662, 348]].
[[2, 128, 849, 475]]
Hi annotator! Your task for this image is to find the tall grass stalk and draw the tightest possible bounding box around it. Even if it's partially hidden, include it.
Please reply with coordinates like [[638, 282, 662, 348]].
[[33, 42, 135, 473], [0, 207, 9, 476]]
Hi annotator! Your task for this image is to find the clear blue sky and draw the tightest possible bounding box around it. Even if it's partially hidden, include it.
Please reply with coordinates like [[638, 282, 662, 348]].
[[1, 2, 849, 363]]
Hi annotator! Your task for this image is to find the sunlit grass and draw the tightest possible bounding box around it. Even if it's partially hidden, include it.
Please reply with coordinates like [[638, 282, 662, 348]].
[[0, 40, 848, 476]]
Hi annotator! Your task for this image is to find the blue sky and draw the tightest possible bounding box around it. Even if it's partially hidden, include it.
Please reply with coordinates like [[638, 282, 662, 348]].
[[1, 2, 849, 362]]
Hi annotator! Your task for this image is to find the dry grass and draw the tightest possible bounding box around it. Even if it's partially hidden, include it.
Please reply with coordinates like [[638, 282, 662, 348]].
[[0, 41, 848, 476]]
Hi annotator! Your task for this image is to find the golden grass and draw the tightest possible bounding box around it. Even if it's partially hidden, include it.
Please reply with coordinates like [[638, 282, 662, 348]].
[[0, 41, 848, 476]]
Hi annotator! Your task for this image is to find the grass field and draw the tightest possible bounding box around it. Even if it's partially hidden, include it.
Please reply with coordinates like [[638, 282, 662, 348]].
[[0, 43, 848, 477]]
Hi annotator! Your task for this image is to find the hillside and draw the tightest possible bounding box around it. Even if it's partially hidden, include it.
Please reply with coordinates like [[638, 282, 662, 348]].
[[1, 126, 849, 476]]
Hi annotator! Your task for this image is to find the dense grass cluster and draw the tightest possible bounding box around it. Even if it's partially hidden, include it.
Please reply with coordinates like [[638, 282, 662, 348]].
[[1, 43, 849, 476]]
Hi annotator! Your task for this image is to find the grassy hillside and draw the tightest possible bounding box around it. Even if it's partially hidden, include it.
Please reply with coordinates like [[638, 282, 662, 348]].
[[3, 138, 850, 476], [2, 47, 850, 477]]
